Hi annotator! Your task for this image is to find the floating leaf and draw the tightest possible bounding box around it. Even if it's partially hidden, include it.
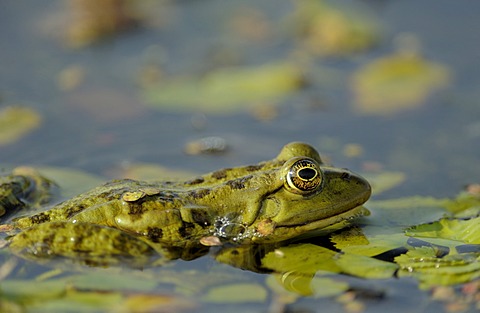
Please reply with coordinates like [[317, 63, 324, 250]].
[[104, 162, 197, 182], [35, 166, 104, 198], [395, 247, 480, 288], [26, 290, 122, 313], [366, 196, 448, 226], [0, 298, 22, 313], [336, 253, 398, 279], [274, 271, 316, 296], [202, 283, 267, 303], [0, 279, 66, 301], [262, 244, 340, 275], [351, 52, 450, 115], [406, 216, 480, 244], [363, 171, 406, 195], [0, 106, 42, 146], [184, 137, 228, 155], [143, 62, 304, 114], [146, 266, 252, 298], [120, 293, 197, 313], [291, 0, 380, 56], [265, 276, 300, 309], [331, 227, 407, 257], [330, 227, 369, 250], [270, 271, 350, 297], [65, 0, 140, 48], [443, 192, 480, 216], [65, 272, 158, 292], [310, 276, 350, 298]]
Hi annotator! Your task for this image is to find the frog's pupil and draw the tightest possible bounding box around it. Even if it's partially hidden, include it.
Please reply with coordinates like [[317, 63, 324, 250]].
[[298, 168, 316, 180]]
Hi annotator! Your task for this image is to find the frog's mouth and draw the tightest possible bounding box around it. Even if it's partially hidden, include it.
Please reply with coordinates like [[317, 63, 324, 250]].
[[292, 205, 370, 233], [252, 205, 370, 243]]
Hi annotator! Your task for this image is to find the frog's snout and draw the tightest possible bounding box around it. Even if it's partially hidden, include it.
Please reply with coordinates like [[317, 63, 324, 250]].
[[343, 169, 372, 206]]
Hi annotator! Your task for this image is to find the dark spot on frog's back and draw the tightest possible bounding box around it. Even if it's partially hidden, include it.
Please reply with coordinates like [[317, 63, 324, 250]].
[[98, 190, 122, 201], [157, 191, 178, 202], [189, 208, 211, 227], [65, 205, 85, 219], [245, 164, 264, 172], [226, 175, 252, 190], [146, 227, 163, 243], [127, 201, 145, 216], [340, 172, 351, 181], [30, 212, 50, 224], [178, 222, 195, 238], [211, 169, 229, 180], [186, 177, 205, 185], [103, 178, 136, 188], [189, 188, 210, 199]]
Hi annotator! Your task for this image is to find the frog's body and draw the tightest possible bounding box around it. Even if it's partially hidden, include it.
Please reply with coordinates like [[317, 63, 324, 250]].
[[1, 142, 371, 264]]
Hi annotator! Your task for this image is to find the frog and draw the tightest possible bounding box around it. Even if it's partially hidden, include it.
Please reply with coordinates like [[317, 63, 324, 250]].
[[0, 142, 371, 266]]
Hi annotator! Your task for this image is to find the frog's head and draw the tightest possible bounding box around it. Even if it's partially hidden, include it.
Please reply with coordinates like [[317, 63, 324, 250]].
[[251, 142, 371, 242]]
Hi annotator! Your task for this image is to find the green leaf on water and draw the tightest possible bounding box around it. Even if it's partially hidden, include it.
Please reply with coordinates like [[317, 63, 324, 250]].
[[332, 227, 408, 257], [26, 290, 123, 313], [336, 253, 398, 279], [104, 162, 197, 182], [273, 272, 349, 297], [443, 192, 480, 216], [143, 62, 304, 114], [366, 196, 449, 226], [0, 106, 42, 146], [310, 276, 350, 298], [406, 216, 480, 244], [261, 244, 350, 296], [202, 283, 267, 303], [64, 272, 159, 292], [291, 0, 381, 56], [363, 171, 406, 196], [262, 244, 340, 275], [0, 279, 66, 302], [395, 247, 480, 288], [351, 52, 451, 116], [36, 166, 104, 198]]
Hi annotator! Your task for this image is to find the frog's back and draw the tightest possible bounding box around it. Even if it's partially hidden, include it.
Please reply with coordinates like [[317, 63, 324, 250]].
[[13, 179, 180, 229]]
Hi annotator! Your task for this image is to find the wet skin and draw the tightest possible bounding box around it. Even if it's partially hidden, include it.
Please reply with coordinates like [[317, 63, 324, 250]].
[[1, 142, 371, 263]]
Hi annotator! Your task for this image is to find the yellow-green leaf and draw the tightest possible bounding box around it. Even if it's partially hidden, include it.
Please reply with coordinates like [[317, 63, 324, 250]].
[[336, 253, 398, 279], [143, 62, 304, 114], [363, 171, 406, 195], [202, 283, 267, 303], [444, 192, 480, 216], [0, 279, 66, 301], [0, 106, 42, 146], [262, 244, 340, 275], [291, 0, 381, 56], [351, 52, 450, 116], [406, 216, 480, 244], [332, 229, 408, 257], [310, 276, 350, 298], [35, 166, 104, 198], [366, 196, 448, 226], [395, 247, 480, 288]]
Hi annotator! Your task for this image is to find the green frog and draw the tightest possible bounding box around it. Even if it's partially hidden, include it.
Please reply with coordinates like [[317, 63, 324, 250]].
[[1, 142, 371, 265]]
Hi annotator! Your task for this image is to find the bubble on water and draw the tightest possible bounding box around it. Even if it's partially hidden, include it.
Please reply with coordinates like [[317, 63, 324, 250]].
[[212, 216, 262, 242]]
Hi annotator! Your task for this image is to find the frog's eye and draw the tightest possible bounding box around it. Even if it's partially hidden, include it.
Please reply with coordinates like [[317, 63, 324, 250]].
[[284, 157, 323, 195]]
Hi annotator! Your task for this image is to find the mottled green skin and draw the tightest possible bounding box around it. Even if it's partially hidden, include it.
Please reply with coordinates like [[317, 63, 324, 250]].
[[0, 167, 56, 217], [3, 142, 371, 264]]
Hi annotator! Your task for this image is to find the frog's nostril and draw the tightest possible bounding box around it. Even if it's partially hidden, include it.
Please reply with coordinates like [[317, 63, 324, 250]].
[[340, 172, 351, 181]]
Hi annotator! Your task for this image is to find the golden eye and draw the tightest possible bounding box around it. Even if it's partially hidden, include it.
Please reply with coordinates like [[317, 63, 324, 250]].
[[284, 158, 323, 195]]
